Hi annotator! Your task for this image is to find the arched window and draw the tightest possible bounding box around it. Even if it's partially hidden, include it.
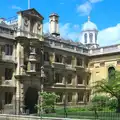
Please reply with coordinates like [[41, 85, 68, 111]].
[[84, 33, 87, 43], [108, 67, 115, 80], [95, 33, 97, 43], [89, 33, 93, 43]]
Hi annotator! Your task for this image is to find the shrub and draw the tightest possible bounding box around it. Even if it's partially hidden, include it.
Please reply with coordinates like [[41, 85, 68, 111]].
[[36, 92, 59, 114], [91, 95, 109, 111], [107, 98, 118, 110]]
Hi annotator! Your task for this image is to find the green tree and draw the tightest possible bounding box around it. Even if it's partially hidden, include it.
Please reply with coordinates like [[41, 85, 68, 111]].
[[36, 92, 59, 114], [93, 71, 120, 113], [91, 95, 109, 111]]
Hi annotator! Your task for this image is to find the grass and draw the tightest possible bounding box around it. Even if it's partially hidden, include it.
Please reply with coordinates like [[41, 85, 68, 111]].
[[40, 107, 120, 120]]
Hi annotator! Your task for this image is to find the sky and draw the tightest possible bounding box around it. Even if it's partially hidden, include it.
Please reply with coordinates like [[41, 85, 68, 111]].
[[0, 0, 120, 46]]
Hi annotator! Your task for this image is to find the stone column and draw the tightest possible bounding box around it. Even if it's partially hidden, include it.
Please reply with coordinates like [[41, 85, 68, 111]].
[[16, 42, 21, 75], [15, 78, 20, 114], [49, 52, 55, 64], [62, 72, 66, 84], [62, 55, 66, 64], [20, 43, 25, 75], [72, 92, 77, 106], [72, 72, 77, 87], [20, 81, 25, 113], [72, 56, 76, 67]]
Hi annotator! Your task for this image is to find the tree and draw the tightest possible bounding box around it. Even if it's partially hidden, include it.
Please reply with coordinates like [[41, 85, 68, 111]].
[[36, 92, 59, 114], [91, 95, 109, 111], [93, 71, 120, 113]]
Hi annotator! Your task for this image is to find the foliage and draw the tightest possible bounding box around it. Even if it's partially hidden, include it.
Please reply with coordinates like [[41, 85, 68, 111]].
[[36, 92, 59, 114], [107, 98, 118, 110], [92, 70, 120, 112], [90, 95, 109, 111]]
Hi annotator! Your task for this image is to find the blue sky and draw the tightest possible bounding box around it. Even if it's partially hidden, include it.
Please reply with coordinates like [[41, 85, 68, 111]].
[[1, 0, 120, 46]]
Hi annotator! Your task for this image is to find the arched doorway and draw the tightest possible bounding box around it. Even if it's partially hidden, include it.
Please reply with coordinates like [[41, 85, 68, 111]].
[[25, 87, 38, 114], [108, 67, 115, 80]]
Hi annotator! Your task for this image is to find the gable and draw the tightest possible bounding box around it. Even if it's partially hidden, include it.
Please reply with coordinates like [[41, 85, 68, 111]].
[[17, 8, 44, 20]]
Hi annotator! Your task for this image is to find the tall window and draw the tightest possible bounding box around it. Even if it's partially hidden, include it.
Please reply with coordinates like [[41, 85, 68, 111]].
[[77, 75, 83, 85], [89, 33, 93, 43], [55, 54, 62, 63], [84, 33, 87, 43], [78, 93, 84, 102], [45, 71, 49, 83], [5, 44, 13, 55], [30, 63, 36, 71], [55, 73, 62, 83], [56, 92, 63, 103], [65, 56, 72, 65], [5, 68, 13, 80], [67, 74, 72, 84], [5, 92, 13, 104], [95, 33, 97, 43], [108, 67, 115, 80], [44, 52, 49, 61], [68, 93, 72, 102], [36, 63, 40, 72], [77, 58, 83, 66]]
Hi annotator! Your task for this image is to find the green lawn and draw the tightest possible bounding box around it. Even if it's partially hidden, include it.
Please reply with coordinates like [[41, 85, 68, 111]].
[[40, 108, 120, 120]]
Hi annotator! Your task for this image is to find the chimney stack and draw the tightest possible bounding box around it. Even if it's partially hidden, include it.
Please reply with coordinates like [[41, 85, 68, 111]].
[[49, 13, 60, 36]]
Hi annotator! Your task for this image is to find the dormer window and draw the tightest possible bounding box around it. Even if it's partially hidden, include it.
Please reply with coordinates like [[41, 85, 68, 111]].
[[89, 33, 93, 43], [84, 33, 87, 43]]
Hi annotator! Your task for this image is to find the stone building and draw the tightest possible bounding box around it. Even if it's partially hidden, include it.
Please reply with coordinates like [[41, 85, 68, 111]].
[[0, 8, 119, 114]]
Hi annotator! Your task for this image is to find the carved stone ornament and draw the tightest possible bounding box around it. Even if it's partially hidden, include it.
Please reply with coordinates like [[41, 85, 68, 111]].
[[24, 17, 29, 27], [41, 66, 46, 78], [37, 23, 41, 30]]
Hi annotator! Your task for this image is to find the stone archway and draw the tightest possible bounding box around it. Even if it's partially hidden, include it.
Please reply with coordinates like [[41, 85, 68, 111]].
[[25, 87, 38, 114]]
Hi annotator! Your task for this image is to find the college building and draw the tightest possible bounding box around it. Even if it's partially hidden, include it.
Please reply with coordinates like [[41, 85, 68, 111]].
[[0, 8, 119, 114]]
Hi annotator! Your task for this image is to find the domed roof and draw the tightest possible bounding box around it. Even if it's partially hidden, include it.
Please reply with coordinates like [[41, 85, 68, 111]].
[[82, 16, 98, 31]]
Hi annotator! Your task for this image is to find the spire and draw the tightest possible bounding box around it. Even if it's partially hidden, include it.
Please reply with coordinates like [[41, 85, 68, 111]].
[[88, 16, 90, 21]]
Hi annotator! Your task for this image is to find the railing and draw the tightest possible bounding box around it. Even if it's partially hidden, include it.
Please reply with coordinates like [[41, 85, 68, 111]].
[[2, 55, 15, 62], [0, 80, 15, 87], [89, 44, 120, 56], [0, 31, 14, 39]]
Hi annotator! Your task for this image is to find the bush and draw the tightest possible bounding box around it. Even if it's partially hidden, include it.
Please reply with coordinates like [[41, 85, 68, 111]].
[[107, 98, 118, 110], [91, 95, 109, 111], [36, 92, 59, 114]]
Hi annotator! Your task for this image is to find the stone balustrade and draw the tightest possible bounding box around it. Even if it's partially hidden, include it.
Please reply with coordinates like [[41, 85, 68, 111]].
[[89, 44, 120, 56]]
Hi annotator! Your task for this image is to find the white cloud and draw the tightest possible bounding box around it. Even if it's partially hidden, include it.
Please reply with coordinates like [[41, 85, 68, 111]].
[[77, 0, 103, 16], [89, 0, 103, 3], [11, 5, 22, 10], [43, 22, 49, 33], [59, 23, 80, 40], [43, 22, 80, 41], [44, 22, 120, 46], [98, 24, 120, 46], [77, 2, 92, 16]]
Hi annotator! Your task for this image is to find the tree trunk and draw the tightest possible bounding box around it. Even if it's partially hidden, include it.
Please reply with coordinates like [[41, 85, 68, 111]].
[[116, 98, 120, 113]]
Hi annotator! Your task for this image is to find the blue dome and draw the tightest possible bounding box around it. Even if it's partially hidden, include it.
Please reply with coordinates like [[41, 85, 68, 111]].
[[82, 18, 97, 31]]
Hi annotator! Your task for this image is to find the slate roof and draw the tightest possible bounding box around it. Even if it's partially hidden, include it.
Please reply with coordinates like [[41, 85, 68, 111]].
[[0, 21, 14, 30], [44, 33, 87, 48]]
